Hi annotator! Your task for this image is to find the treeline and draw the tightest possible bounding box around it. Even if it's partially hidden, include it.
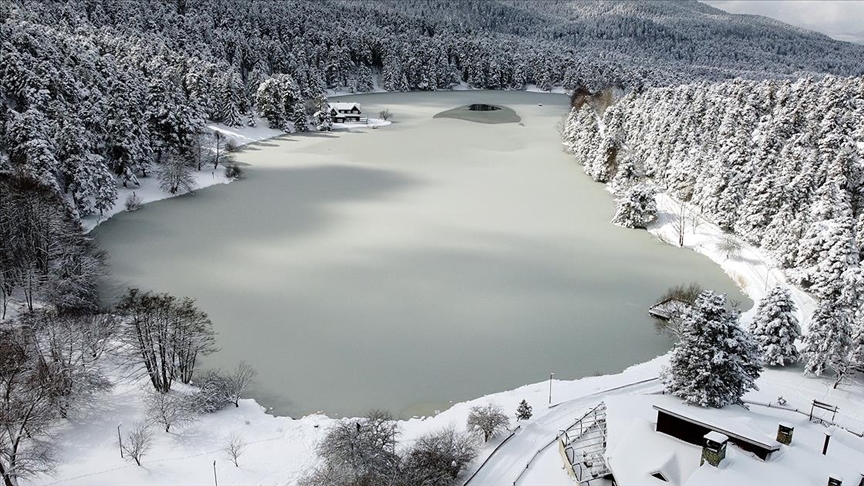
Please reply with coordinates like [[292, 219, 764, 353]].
[[563, 75, 864, 373], [4, 0, 864, 223]]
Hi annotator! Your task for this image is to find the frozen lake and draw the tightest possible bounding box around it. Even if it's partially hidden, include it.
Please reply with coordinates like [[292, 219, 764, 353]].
[[95, 91, 750, 418]]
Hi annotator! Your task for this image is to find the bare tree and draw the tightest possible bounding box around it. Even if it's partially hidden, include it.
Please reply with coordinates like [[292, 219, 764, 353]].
[[156, 152, 195, 195], [716, 234, 742, 260], [122, 421, 153, 467], [213, 132, 226, 169], [312, 410, 400, 484], [223, 433, 246, 467], [378, 109, 392, 121], [145, 389, 196, 433], [674, 199, 688, 247], [653, 283, 703, 340], [22, 311, 113, 418], [225, 362, 256, 407], [76, 312, 119, 360], [466, 403, 509, 442], [0, 328, 57, 486], [118, 289, 216, 393]]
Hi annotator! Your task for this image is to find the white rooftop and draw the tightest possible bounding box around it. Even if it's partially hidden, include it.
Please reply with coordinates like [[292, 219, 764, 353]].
[[329, 102, 361, 111], [604, 394, 864, 486]]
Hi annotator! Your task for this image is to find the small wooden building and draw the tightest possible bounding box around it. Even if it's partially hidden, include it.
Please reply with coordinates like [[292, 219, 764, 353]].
[[329, 102, 362, 122]]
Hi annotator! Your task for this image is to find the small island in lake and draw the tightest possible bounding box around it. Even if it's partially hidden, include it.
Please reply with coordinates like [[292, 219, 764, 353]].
[[433, 103, 521, 124]]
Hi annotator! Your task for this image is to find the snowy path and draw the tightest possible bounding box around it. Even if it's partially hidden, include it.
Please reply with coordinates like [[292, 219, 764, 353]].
[[465, 378, 663, 485]]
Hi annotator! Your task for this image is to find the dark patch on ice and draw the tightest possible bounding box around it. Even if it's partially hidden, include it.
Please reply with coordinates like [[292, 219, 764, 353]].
[[433, 103, 520, 124]]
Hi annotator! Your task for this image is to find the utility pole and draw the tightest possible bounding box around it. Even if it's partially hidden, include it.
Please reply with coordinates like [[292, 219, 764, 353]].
[[118, 423, 123, 458], [213, 460, 218, 486], [549, 373, 555, 405]]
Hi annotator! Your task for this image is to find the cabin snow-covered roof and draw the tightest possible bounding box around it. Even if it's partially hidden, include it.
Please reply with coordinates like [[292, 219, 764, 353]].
[[604, 394, 864, 486], [328, 102, 361, 111]]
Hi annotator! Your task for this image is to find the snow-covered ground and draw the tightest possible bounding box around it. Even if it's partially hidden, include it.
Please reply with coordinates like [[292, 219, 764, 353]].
[[648, 193, 817, 332], [26, 356, 864, 485]]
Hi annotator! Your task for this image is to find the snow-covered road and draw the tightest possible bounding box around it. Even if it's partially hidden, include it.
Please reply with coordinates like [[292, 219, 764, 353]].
[[465, 378, 663, 485]]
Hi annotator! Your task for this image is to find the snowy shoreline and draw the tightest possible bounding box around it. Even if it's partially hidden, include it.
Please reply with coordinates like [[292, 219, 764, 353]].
[[29, 95, 846, 486], [648, 192, 817, 332], [80, 115, 391, 234]]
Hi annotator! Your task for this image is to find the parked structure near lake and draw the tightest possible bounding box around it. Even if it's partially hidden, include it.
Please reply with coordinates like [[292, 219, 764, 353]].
[[329, 102, 362, 122]]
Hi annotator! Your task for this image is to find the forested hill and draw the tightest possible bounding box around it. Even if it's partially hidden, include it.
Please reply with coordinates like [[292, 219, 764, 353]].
[[562, 75, 864, 329], [2, 0, 864, 220], [376, 0, 864, 82]]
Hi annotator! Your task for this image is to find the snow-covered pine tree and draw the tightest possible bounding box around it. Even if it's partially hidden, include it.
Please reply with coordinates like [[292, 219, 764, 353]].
[[255, 74, 301, 131], [291, 102, 309, 132], [748, 286, 800, 366], [515, 399, 532, 421], [661, 290, 762, 407], [610, 156, 641, 195], [611, 183, 656, 229], [802, 299, 852, 380]]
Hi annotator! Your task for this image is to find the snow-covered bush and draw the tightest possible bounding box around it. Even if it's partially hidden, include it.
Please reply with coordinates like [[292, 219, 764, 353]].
[[125, 191, 142, 211], [401, 427, 477, 484], [224, 162, 244, 179], [611, 183, 657, 229], [749, 286, 800, 366], [190, 369, 232, 413], [662, 290, 762, 407]]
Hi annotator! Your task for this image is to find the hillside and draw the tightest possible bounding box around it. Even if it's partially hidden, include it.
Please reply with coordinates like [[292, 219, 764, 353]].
[[563, 74, 864, 359]]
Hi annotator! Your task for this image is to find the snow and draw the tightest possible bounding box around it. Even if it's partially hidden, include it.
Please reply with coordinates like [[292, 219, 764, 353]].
[[606, 415, 700, 486], [524, 84, 570, 95], [328, 101, 361, 110], [648, 192, 817, 332], [704, 431, 729, 444]]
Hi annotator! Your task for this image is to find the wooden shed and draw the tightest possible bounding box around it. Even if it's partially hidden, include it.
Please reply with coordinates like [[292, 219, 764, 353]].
[[653, 404, 780, 460]]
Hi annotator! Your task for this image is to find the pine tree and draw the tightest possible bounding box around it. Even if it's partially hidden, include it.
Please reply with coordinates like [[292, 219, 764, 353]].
[[255, 74, 301, 131], [515, 399, 532, 421], [662, 290, 762, 407], [802, 300, 852, 381], [748, 286, 800, 366], [611, 183, 656, 229]]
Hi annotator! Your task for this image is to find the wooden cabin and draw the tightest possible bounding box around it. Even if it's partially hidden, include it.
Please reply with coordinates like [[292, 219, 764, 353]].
[[329, 102, 362, 122]]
